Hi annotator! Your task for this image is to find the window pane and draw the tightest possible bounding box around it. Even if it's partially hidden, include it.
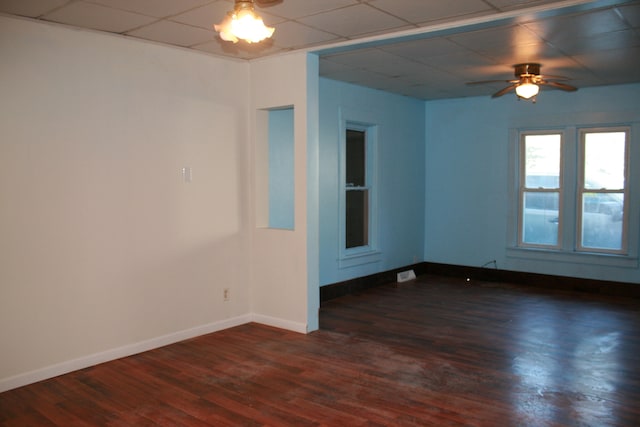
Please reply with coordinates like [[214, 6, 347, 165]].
[[346, 189, 368, 248], [522, 191, 559, 245], [584, 132, 626, 190], [524, 134, 561, 188], [581, 193, 624, 250], [346, 130, 366, 187]]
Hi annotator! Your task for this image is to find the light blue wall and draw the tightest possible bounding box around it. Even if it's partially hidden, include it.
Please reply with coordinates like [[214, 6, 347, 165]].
[[318, 78, 639, 286], [268, 107, 295, 229], [319, 78, 426, 285], [424, 83, 640, 284]]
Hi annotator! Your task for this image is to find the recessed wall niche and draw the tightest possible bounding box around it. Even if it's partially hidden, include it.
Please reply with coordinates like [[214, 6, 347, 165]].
[[255, 106, 295, 230]]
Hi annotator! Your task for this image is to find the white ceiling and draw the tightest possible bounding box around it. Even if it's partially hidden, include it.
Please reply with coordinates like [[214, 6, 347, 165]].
[[1, 0, 639, 100]]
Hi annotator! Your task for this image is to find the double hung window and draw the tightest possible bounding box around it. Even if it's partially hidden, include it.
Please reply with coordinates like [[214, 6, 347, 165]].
[[345, 128, 369, 249], [520, 133, 562, 248], [578, 129, 628, 253], [339, 120, 379, 266], [518, 127, 629, 255]]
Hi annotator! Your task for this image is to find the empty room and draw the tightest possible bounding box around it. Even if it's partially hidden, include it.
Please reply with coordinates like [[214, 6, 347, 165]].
[[1, 0, 639, 425]]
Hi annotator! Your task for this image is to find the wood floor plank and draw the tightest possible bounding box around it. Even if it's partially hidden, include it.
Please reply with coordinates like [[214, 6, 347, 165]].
[[1, 274, 639, 426]]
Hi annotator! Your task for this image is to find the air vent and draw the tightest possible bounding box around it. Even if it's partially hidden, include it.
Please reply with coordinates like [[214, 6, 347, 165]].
[[397, 270, 416, 283]]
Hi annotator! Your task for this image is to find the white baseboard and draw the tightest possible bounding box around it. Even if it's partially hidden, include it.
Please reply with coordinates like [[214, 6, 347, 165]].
[[251, 313, 308, 334], [0, 313, 309, 393], [0, 314, 251, 393]]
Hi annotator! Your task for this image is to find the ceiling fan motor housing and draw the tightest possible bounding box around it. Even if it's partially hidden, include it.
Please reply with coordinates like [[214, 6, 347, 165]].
[[515, 63, 541, 77]]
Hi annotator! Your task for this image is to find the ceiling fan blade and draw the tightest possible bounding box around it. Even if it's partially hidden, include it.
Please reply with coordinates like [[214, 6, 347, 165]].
[[255, 0, 282, 5], [466, 79, 517, 86], [492, 85, 517, 98], [542, 80, 578, 92], [539, 74, 570, 81]]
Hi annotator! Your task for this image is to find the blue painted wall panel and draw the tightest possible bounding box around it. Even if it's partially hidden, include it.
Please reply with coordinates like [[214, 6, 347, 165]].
[[319, 78, 639, 286], [319, 78, 426, 285], [424, 83, 640, 284], [268, 108, 295, 229]]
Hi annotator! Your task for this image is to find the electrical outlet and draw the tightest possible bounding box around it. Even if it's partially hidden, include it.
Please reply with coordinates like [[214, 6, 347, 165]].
[[223, 288, 230, 301]]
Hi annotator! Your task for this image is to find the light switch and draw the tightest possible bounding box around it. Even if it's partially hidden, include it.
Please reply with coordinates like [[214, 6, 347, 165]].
[[181, 167, 192, 183]]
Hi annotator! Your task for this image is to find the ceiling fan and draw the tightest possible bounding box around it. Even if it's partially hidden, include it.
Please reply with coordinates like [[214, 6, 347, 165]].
[[215, 0, 282, 44], [468, 63, 577, 101]]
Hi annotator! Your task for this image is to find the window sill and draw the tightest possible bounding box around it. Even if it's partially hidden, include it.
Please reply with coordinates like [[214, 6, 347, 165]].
[[339, 249, 382, 268], [506, 246, 638, 268]]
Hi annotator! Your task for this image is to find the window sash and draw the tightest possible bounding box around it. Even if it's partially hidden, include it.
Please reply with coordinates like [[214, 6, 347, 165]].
[[345, 188, 369, 249], [340, 120, 378, 261], [577, 128, 629, 254], [518, 132, 563, 249]]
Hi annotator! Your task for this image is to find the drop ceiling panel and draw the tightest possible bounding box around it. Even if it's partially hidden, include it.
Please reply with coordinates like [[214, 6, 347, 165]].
[[86, 0, 213, 18], [446, 25, 543, 50], [167, 3, 235, 30], [552, 29, 640, 55], [270, 21, 343, 49], [1, 0, 639, 100], [323, 49, 429, 78], [485, 0, 572, 10], [261, 0, 358, 20], [42, 2, 156, 33], [618, 2, 640, 27], [572, 46, 640, 83], [319, 67, 386, 85], [523, 8, 630, 42], [369, 0, 494, 24], [298, 4, 408, 38], [420, 50, 497, 71], [126, 20, 214, 47], [0, 0, 68, 17], [380, 38, 468, 60]]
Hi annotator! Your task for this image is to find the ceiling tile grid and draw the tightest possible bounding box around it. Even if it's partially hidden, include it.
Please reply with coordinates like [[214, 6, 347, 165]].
[[297, 4, 409, 38], [42, 1, 157, 33], [369, 0, 495, 24], [86, 0, 213, 18], [1, 0, 639, 99], [0, 0, 69, 17], [126, 20, 214, 47]]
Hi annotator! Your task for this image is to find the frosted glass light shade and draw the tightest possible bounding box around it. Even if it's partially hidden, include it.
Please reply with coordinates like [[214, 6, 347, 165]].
[[515, 82, 539, 99], [215, 3, 274, 44]]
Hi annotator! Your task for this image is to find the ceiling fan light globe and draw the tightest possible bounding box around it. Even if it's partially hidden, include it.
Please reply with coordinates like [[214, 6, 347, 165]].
[[215, 15, 239, 43], [215, 1, 275, 44], [231, 10, 274, 43], [515, 82, 539, 99]]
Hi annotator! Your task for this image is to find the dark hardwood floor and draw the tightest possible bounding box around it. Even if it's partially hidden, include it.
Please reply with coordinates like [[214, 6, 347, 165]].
[[1, 274, 639, 426]]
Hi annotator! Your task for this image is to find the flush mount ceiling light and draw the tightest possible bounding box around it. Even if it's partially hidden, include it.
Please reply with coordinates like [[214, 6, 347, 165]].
[[214, 0, 275, 44], [468, 63, 577, 102]]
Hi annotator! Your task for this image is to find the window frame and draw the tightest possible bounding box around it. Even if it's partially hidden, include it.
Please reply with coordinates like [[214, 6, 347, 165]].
[[338, 118, 379, 267], [576, 126, 630, 255], [508, 122, 637, 268], [518, 130, 564, 250]]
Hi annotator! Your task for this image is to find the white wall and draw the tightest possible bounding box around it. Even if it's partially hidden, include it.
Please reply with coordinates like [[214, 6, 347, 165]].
[[249, 52, 319, 333], [0, 16, 252, 390]]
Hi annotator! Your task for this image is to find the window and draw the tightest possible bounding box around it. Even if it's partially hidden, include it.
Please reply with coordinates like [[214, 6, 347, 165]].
[[339, 121, 378, 266], [519, 132, 562, 248], [578, 128, 629, 253], [516, 127, 630, 256], [346, 129, 368, 248]]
